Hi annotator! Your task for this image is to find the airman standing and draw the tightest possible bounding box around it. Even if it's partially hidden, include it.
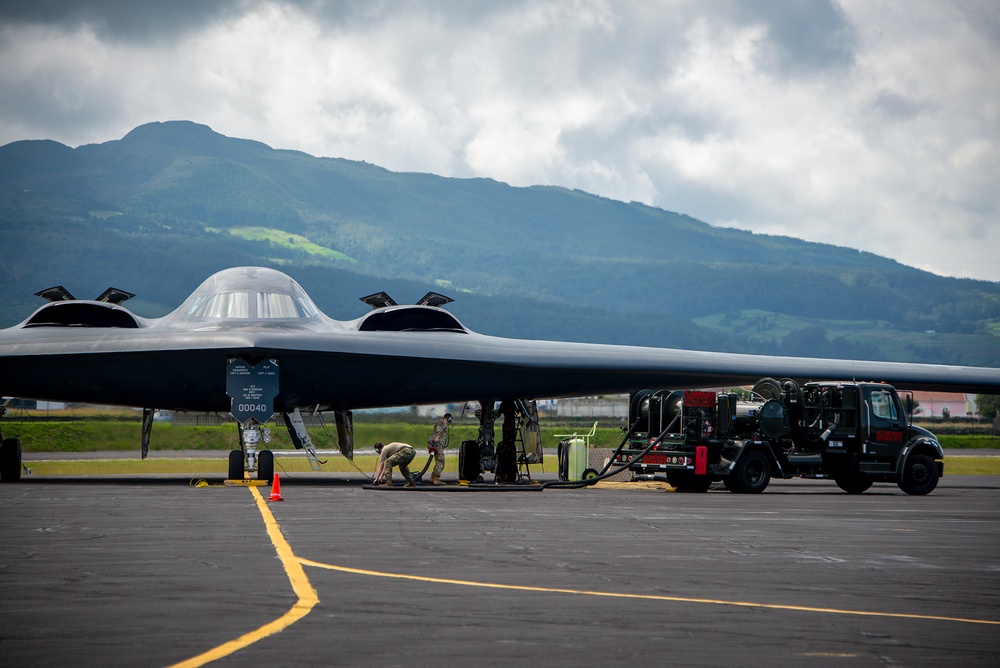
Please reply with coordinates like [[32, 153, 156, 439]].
[[427, 413, 452, 486]]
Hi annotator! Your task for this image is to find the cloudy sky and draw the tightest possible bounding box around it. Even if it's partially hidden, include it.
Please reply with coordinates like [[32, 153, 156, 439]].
[[2, 1, 998, 281]]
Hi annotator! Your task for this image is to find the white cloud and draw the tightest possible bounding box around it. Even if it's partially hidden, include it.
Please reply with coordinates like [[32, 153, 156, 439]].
[[0, 0, 997, 280]]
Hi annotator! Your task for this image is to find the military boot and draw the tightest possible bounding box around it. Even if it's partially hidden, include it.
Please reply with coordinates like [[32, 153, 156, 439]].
[[404, 477, 416, 488], [431, 472, 445, 486], [382, 476, 392, 487]]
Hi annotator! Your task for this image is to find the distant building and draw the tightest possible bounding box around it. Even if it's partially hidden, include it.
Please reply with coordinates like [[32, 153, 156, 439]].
[[909, 391, 977, 418], [556, 395, 628, 418], [3, 398, 37, 409]]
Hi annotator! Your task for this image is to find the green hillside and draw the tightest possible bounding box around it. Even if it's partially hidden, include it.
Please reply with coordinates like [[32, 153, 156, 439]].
[[2, 120, 999, 366]]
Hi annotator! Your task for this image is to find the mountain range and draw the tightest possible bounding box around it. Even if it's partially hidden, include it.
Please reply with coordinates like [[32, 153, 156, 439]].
[[1, 120, 998, 366]]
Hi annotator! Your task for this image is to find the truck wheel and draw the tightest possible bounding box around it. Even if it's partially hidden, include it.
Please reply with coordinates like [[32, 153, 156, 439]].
[[898, 453, 939, 495], [834, 474, 873, 494], [733, 451, 770, 494], [667, 472, 711, 493], [676, 478, 712, 493]]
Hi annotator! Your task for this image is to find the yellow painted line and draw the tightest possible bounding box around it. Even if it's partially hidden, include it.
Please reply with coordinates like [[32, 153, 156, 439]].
[[299, 558, 1000, 627], [168, 487, 319, 668]]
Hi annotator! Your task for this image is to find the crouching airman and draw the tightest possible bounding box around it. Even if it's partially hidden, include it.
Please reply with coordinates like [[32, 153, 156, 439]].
[[374, 442, 416, 487]]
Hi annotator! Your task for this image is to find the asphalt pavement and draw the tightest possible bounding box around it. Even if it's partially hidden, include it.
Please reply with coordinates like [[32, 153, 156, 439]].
[[2, 474, 999, 667]]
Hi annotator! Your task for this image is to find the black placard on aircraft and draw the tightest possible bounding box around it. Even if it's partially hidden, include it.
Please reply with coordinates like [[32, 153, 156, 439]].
[[227, 358, 279, 423]]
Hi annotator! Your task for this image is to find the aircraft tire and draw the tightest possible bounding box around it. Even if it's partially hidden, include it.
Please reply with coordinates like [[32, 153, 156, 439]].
[[0, 438, 21, 482], [834, 473, 873, 494], [556, 440, 569, 481], [228, 449, 244, 480], [458, 440, 480, 481], [898, 453, 939, 496], [258, 450, 274, 483], [732, 450, 770, 494]]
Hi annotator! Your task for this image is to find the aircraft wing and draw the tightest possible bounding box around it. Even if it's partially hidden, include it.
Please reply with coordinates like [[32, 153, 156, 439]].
[[1, 267, 998, 414]]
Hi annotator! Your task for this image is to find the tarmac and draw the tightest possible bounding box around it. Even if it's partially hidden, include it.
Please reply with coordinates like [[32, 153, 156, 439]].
[[2, 472, 999, 667]]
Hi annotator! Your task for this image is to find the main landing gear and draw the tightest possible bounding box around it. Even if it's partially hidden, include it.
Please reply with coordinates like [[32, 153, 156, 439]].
[[228, 418, 275, 484], [1, 436, 22, 482], [227, 408, 351, 484], [0, 406, 24, 483]]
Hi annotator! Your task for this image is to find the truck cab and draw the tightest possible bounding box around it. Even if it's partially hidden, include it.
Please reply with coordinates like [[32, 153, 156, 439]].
[[821, 382, 943, 495]]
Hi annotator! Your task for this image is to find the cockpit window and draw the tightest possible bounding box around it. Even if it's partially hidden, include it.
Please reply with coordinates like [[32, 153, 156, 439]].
[[184, 291, 319, 320], [186, 292, 249, 319], [173, 267, 324, 322], [258, 292, 318, 319]]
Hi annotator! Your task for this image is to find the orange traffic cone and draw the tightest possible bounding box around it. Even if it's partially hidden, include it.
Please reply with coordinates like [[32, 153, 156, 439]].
[[268, 474, 284, 502]]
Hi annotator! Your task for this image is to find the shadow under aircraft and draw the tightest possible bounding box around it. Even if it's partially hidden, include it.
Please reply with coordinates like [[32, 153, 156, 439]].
[[1, 266, 997, 482]]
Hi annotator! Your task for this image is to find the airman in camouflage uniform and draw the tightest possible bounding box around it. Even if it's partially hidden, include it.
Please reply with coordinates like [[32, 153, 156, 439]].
[[373, 442, 416, 487], [427, 413, 452, 486]]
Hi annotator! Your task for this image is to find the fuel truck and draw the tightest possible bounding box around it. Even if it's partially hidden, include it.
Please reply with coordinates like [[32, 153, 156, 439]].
[[615, 378, 943, 495]]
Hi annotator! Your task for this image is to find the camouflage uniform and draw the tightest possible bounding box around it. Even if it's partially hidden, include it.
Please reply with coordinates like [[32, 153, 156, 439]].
[[376, 442, 416, 485], [428, 414, 451, 479]]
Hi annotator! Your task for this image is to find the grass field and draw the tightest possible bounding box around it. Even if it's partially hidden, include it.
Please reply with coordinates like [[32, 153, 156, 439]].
[[8, 417, 996, 453], [3, 419, 625, 454], [225, 226, 357, 263], [941, 457, 1000, 475]]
